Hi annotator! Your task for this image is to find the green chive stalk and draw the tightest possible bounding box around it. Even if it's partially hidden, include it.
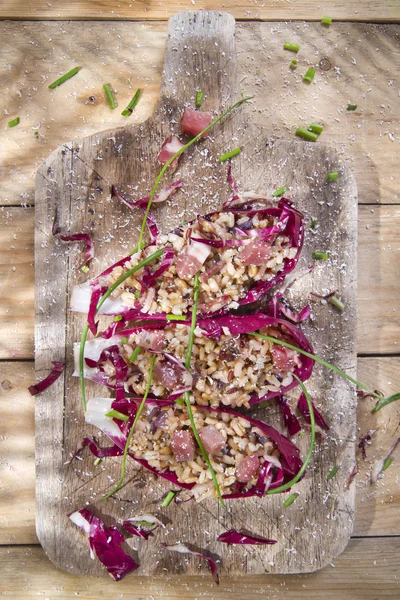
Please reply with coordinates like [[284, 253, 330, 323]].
[[121, 89, 141, 116], [103, 83, 117, 109], [249, 332, 386, 402], [296, 127, 318, 142], [183, 274, 225, 507], [219, 147, 241, 162], [48, 66, 81, 89], [284, 43, 300, 52], [103, 354, 156, 500], [272, 185, 286, 197]]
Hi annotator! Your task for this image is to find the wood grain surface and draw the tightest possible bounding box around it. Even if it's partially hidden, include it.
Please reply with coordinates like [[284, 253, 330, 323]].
[[1, 538, 399, 599], [0, 0, 399, 22], [33, 10, 358, 577], [2, 21, 400, 207]]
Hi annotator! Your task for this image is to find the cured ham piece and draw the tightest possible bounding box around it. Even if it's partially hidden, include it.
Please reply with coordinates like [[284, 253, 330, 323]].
[[157, 135, 185, 168], [240, 238, 273, 266], [171, 430, 196, 462], [181, 108, 212, 138], [271, 345, 301, 373], [175, 241, 211, 280], [236, 455, 260, 482], [198, 426, 225, 454]]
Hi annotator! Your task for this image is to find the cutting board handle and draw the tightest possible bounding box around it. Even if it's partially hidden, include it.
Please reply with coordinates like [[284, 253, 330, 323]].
[[159, 11, 238, 115]]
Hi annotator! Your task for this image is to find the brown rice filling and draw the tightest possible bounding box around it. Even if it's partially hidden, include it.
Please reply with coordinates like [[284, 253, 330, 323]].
[[130, 404, 280, 501], [104, 211, 297, 315]]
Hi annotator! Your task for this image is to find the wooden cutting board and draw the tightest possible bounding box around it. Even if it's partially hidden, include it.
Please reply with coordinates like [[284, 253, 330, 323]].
[[34, 10, 358, 578]]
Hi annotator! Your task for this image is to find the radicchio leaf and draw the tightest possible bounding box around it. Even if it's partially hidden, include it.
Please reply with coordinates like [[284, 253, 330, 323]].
[[68, 508, 139, 581], [53, 217, 94, 269], [160, 542, 219, 584], [278, 397, 302, 436], [297, 393, 329, 431], [28, 361, 65, 396], [217, 530, 277, 545]]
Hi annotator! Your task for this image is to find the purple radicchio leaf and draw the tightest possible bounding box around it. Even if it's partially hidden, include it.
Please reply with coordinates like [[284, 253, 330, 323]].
[[278, 396, 302, 436], [28, 361, 65, 396], [297, 393, 330, 431], [68, 508, 139, 581], [217, 530, 277, 545], [160, 543, 219, 584]]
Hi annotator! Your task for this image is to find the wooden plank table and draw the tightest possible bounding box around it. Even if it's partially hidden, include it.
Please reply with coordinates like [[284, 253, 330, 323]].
[[0, 1, 399, 597]]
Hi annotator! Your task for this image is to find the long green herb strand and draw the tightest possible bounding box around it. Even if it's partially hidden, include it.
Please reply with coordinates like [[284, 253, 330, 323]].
[[79, 248, 163, 411], [249, 332, 384, 402], [137, 96, 253, 250], [103, 354, 156, 500], [183, 274, 225, 507], [372, 392, 400, 413], [266, 375, 315, 495]]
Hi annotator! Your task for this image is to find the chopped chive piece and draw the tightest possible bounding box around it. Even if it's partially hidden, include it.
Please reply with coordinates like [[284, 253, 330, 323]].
[[48, 66, 81, 89], [134, 290, 141, 298], [303, 68, 316, 84], [219, 147, 241, 163], [113, 315, 123, 322], [195, 90, 204, 107], [81, 265, 89, 273], [134, 520, 154, 528], [103, 354, 157, 500], [166, 314, 186, 321], [103, 83, 117, 109], [290, 59, 298, 69], [284, 43, 300, 53], [105, 409, 129, 422], [295, 127, 318, 142], [347, 104, 357, 111], [129, 346, 142, 362], [94, 457, 102, 467], [312, 251, 329, 260], [121, 89, 141, 116], [329, 295, 345, 312], [272, 185, 286, 197], [8, 117, 20, 128], [327, 465, 339, 480], [258, 400, 270, 408], [120, 336, 128, 345], [175, 396, 185, 406], [161, 490, 177, 507], [311, 219, 317, 229], [34, 131, 39, 138], [283, 493, 299, 508], [308, 123, 324, 135], [321, 16, 332, 26], [327, 171, 339, 181], [382, 457, 393, 472]]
